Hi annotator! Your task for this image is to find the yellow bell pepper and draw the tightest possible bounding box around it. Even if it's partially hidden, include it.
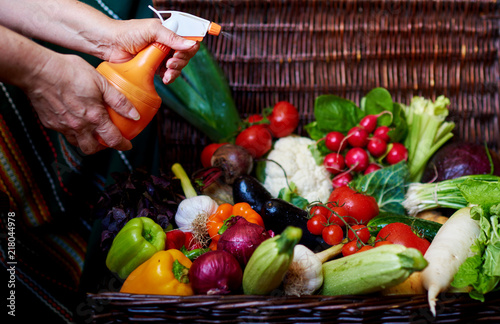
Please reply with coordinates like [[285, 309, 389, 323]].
[[120, 249, 194, 296]]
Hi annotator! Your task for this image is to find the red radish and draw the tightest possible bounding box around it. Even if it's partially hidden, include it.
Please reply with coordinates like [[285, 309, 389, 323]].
[[367, 136, 388, 158], [359, 111, 393, 133], [325, 131, 347, 152], [345, 147, 369, 172], [386, 143, 408, 165], [323, 152, 345, 175], [332, 172, 353, 188], [364, 163, 382, 175], [347, 127, 369, 147], [373, 126, 391, 142]]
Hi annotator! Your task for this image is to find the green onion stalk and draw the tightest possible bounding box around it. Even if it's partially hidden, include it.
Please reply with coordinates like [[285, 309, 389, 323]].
[[403, 174, 500, 216], [403, 96, 455, 183]]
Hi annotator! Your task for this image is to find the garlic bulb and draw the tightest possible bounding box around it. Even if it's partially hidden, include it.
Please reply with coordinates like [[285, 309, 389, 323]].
[[283, 244, 323, 296], [175, 195, 218, 233]]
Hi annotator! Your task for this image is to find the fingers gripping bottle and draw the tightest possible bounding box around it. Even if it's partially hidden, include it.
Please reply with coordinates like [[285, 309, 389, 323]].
[[96, 6, 221, 145]]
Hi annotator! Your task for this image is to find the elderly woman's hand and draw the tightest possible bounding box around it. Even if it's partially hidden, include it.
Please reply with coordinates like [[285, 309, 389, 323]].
[[101, 18, 200, 84]]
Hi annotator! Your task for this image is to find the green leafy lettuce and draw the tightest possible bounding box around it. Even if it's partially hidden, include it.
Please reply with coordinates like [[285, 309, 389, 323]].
[[451, 179, 500, 301], [350, 161, 409, 215]]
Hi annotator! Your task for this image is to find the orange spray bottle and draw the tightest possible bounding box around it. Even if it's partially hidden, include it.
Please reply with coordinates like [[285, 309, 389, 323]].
[[96, 6, 221, 145]]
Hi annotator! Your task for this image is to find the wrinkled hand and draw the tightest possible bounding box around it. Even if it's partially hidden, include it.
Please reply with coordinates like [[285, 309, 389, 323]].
[[25, 53, 137, 155], [23, 18, 199, 155], [103, 18, 200, 84]]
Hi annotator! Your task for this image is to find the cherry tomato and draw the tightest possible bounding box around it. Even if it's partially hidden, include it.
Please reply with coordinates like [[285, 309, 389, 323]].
[[347, 225, 371, 243], [310, 205, 330, 218], [356, 245, 374, 253], [307, 215, 327, 235], [246, 114, 264, 123], [342, 240, 360, 257], [328, 186, 379, 225], [200, 143, 227, 168], [322, 224, 344, 246], [235, 124, 273, 158], [376, 222, 430, 255], [327, 205, 349, 227], [268, 101, 299, 138]]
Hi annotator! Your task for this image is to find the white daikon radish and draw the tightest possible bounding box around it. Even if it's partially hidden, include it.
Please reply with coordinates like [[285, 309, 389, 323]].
[[421, 207, 480, 316]]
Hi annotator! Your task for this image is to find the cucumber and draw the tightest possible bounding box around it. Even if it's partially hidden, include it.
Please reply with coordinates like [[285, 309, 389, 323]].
[[321, 244, 428, 296], [242, 226, 301, 295], [367, 212, 443, 241]]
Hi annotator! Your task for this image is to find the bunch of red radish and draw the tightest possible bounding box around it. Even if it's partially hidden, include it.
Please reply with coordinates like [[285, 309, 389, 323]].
[[321, 112, 408, 188]]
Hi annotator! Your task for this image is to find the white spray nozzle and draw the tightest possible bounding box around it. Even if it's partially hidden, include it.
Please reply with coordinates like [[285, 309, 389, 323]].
[[149, 5, 221, 39]]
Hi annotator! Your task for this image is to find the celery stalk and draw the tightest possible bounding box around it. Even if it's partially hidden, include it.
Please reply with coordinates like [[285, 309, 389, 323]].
[[403, 96, 455, 182]]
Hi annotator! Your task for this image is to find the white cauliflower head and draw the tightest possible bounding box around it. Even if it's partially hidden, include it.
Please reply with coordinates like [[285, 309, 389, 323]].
[[263, 136, 332, 203]]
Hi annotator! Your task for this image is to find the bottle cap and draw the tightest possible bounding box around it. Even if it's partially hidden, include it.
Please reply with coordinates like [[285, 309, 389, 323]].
[[208, 22, 221, 36]]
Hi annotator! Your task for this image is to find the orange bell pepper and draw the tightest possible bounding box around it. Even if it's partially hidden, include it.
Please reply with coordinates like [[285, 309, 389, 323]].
[[120, 249, 194, 296], [207, 202, 264, 249]]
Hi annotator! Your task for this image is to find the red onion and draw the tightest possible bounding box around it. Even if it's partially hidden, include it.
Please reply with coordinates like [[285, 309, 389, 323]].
[[217, 216, 271, 268], [188, 250, 242, 295]]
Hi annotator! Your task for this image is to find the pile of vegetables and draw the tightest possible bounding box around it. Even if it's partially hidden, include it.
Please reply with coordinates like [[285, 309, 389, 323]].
[[95, 87, 500, 318]]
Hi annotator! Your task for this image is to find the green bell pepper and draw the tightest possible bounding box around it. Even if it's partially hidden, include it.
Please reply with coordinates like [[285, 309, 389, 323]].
[[106, 217, 166, 279]]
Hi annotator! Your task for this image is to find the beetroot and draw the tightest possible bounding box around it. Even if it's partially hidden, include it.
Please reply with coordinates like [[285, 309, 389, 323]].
[[421, 142, 500, 182]]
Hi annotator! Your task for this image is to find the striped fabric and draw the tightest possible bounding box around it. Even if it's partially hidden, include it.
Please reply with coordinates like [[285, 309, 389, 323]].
[[0, 0, 159, 322]]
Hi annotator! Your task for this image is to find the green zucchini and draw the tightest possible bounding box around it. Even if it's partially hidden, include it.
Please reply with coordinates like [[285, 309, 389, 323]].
[[367, 212, 442, 241], [321, 244, 427, 296], [242, 226, 302, 295]]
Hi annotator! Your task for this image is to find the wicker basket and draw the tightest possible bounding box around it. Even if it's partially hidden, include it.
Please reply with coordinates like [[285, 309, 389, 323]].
[[157, 0, 500, 175], [84, 1, 500, 323]]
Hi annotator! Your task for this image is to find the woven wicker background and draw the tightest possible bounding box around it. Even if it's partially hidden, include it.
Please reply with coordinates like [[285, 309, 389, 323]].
[[155, 0, 499, 174]]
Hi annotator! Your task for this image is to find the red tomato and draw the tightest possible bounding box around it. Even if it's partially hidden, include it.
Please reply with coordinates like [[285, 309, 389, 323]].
[[342, 240, 360, 257], [322, 224, 344, 246], [347, 225, 371, 243], [200, 143, 227, 168], [235, 124, 273, 158], [374, 240, 393, 247], [328, 187, 379, 225], [356, 245, 374, 253], [309, 204, 348, 227], [268, 101, 299, 138], [376, 222, 430, 255], [327, 205, 349, 227], [247, 114, 264, 123], [307, 215, 327, 235]]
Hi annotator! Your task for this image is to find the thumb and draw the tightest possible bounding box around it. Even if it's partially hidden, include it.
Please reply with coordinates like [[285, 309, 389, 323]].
[[100, 78, 141, 121]]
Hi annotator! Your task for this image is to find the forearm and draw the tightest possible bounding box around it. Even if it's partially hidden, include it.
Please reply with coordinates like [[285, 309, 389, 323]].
[[0, 0, 115, 59], [0, 24, 54, 90]]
